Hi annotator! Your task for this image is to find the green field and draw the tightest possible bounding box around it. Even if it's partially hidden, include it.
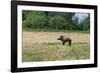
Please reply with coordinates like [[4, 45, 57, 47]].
[[22, 32, 90, 62]]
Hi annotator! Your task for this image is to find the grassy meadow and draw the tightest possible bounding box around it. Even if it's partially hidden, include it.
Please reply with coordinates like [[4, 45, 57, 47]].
[[22, 32, 90, 62]]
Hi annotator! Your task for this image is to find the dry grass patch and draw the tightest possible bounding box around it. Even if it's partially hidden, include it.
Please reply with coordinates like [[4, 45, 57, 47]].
[[23, 32, 89, 49], [22, 32, 90, 62]]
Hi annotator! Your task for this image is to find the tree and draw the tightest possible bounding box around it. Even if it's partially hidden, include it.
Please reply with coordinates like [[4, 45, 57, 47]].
[[22, 11, 47, 29], [81, 16, 90, 30], [49, 16, 68, 30]]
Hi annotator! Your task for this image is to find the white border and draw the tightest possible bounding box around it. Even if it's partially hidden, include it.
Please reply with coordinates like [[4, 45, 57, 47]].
[[17, 5, 94, 68]]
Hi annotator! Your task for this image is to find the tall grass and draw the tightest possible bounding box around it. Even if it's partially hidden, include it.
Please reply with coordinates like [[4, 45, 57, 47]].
[[22, 32, 90, 62], [22, 42, 90, 62]]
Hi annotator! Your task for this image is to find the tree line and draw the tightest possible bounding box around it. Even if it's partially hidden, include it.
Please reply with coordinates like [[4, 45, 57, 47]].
[[22, 10, 90, 31]]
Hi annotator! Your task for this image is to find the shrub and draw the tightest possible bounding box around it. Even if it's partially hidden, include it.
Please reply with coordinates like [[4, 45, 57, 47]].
[[49, 16, 68, 29]]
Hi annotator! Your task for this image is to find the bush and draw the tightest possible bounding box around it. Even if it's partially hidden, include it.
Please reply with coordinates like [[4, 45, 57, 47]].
[[49, 16, 67, 29], [31, 15, 47, 28], [22, 19, 31, 28], [82, 19, 90, 30], [22, 13, 47, 29]]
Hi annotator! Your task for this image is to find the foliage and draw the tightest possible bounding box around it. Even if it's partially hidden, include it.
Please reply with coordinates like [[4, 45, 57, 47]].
[[22, 10, 90, 31], [22, 11, 47, 29], [81, 16, 90, 30], [49, 16, 67, 29]]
